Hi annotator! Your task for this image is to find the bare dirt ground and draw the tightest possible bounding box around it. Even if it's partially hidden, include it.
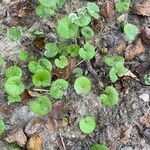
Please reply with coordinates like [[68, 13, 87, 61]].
[[0, 0, 150, 150]]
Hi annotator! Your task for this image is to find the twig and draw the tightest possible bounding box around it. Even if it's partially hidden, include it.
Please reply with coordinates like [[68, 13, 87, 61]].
[[59, 131, 67, 150], [76, 59, 84, 67], [32, 88, 49, 92]]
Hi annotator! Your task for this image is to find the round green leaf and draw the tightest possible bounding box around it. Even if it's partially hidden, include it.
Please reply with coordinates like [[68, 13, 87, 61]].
[[74, 76, 91, 94], [81, 26, 94, 39], [144, 74, 150, 85], [90, 144, 109, 150], [28, 61, 42, 73], [79, 43, 95, 60], [0, 120, 5, 135], [18, 49, 28, 61], [4, 76, 25, 97], [109, 67, 118, 83], [67, 44, 80, 57], [57, 17, 79, 39], [79, 116, 96, 134], [38, 58, 52, 71], [115, 0, 130, 13], [55, 55, 68, 68], [30, 96, 52, 116], [8, 95, 21, 104], [44, 43, 58, 58], [32, 69, 51, 87], [50, 79, 69, 99]]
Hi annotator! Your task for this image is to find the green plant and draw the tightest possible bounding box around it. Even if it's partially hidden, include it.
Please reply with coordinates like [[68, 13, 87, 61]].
[[104, 56, 125, 82], [144, 74, 150, 85], [81, 26, 94, 39], [87, 2, 100, 19], [90, 144, 109, 150], [67, 44, 80, 57], [74, 76, 91, 94], [57, 17, 79, 39], [30, 96, 52, 116], [44, 43, 59, 58], [28, 61, 42, 73], [115, 0, 131, 13], [18, 49, 28, 61], [38, 58, 52, 71], [79, 43, 95, 60], [5, 66, 22, 79], [8, 95, 21, 104], [0, 54, 4, 67], [55, 55, 68, 68], [7, 144, 21, 150], [8, 26, 22, 41], [123, 23, 139, 42], [32, 69, 51, 87], [50, 79, 69, 99], [0, 119, 5, 135], [99, 86, 119, 107], [79, 116, 96, 134]]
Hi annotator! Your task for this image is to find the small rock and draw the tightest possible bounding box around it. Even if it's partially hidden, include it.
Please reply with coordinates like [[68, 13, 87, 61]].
[[143, 128, 150, 140], [139, 93, 149, 102]]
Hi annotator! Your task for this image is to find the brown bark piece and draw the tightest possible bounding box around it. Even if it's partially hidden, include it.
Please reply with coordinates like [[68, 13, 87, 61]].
[[140, 26, 150, 46], [116, 42, 126, 54], [139, 113, 150, 127]]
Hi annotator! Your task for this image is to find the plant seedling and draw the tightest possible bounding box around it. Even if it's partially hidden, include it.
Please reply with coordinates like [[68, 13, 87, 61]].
[[55, 55, 68, 69], [32, 69, 51, 87], [115, 0, 131, 13], [144, 74, 150, 85], [87, 2, 100, 19], [90, 144, 109, 150], [67, 44, 80, 57], [38, 58, 52, 72], [4, 76, 25, 97], [79, 43, 95, 60], [50, 79, 69, 99], [0, 119, 5, 135], [123, 23, 139, 42], [8, 26, 22, 41], [57, 17, 79, 39], [18, 49, 28, 61], [0, 54, 4, 67], [81, 26, 94, 39], [39, 0, 57, 7], [74, 76, 91, 94], [8, 95, 21, 104], [79, 116, 96, 134], [99, 86, 119, 107], [28, 61, 42, 73], [44, 43, 58, 58], [30, 96, 52, 116], [5, 66, 22, 79]]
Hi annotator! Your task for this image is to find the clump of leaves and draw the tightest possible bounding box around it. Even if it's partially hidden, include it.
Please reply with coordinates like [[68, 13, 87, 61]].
[[50, 79, 69, 99], [79, 43, 95, 60], [115, 0, 131, 13], [18, 49, 28, 61], [0, 119, 6, 135], [81, 26, 94, 39], [55, 55, 68, 68], [79, 116, 96, 134], [90, 144, 109, 150], [32, 69, 51, 87], [0, 54, 4, 67], [99, 86, 119, 107], [74, 76, 91, 94], [30, 96, 52, 116], [8, 26, 22, 41], [104, 56, 125, 82], [123, 23, 139, 42], [67, 44, 80, 57], [144, 74, 150, 85]]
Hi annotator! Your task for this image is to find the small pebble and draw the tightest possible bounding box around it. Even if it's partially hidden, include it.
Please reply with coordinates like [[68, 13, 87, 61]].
[[139, 93, 149, 102]]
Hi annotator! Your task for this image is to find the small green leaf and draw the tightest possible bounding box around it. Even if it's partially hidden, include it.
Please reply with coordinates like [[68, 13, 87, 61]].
[[109, 67, 118, 83], [5, 66, 22, 79], [144, 74, 150, 85], [90, 144, 109, 150], [67, 44, 80, 57], [99, 86, 119, 107], [50, 79, 69, 99], [18, 49, 28, 61], [74, 76, 91, 94], [87, 2, 100, 19], [30, 96, 52, 116], [57, 17, 79, 39], [7, 144, 21, 150], [81, 26, 94, 39], [39, 0, 56, 7], [79, 116, 96, 134], [104, 56, 114, 67], [79, 43, 95, 60], [4, 76, 25, 97], [55, 55, 68, 69], [44, 43, 58, 58], [124, 23, 139, 42], [0, 119, 5, 135], [8, 26, 22, 41], [56, 0, 66, 7], [28, 61, 42, 73], [0, 54, 5, 67], [38, 58, 52, 72], [32, 69, 51, 87], [8, 95, 21, 104]]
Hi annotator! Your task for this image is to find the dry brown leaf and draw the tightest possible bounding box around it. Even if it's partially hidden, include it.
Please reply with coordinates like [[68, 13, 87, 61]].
[[53, 57, 76, 80], [101, 1, 115, 19], [125, 39, 145, 60], [139, 114, 150, 127], [124, 68, 139, 81], [120, 122, 133, 141], [140, 26, 150, 46], [25, 118, 45, 137], [116, 42, 126, 54], [5, 128, 27, 147], [28, 90, 41, 97], [45, 118, 57, 132], [132, 0, 150, 16], [27, 134, 43, 150], [34, 37, 45, 49]]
